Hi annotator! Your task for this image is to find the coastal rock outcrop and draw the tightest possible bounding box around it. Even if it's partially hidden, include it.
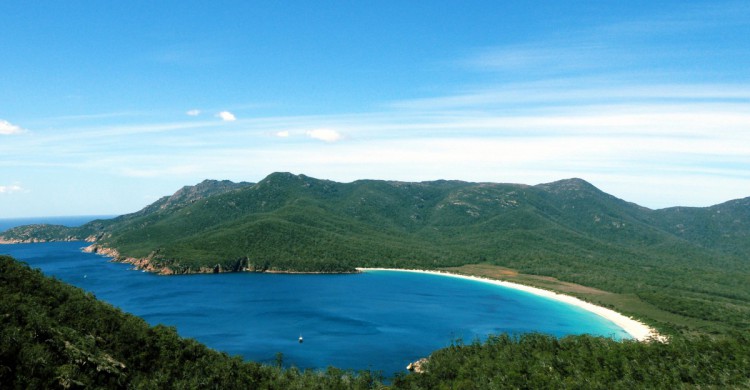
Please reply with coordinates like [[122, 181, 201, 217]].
[[0, 236, 81, 244], [83, 244, 168, 274], [406, 358, 428, 373], [83, 244, 228, 275]]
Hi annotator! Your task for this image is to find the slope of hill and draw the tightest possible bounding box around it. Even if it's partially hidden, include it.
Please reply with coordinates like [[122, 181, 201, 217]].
[[0, 179, 252, 244], [655, 197, 750, 256], [2, 173, 749, 333]]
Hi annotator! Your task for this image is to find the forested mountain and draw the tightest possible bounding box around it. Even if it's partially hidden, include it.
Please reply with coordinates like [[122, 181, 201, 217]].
[[2, 173, 749, 333], [654, 197, 750, 256]]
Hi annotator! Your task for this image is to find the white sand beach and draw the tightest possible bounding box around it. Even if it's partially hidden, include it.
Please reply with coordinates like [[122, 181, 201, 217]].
[[357, 268, 661, 342]]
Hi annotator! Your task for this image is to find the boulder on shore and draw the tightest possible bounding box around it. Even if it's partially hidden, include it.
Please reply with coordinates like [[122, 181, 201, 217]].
[[406, 358, 428, 373]]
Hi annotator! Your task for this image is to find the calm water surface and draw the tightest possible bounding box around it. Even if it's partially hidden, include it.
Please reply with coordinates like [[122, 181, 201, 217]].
[[0, 215, 116, 231], [2, 241, 630, 376]]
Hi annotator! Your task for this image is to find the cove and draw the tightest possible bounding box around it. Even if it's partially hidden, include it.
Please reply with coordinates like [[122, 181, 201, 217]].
[[2, 241, 631, 376]]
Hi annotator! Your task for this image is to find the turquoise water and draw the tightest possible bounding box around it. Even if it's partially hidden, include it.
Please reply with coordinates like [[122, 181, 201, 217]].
[[2, 241, 630, 376]]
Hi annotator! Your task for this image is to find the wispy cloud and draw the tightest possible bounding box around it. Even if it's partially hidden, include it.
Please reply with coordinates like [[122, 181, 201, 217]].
[[390, 79, 750, 112], [465, 43, 623, 75], [6, 96, 743, 208], [217, 111, 236, 121], [186, 109, 201, 116], [462, 2, 749, 82], [0, 120, 25, 135], [598, 1, 750, 36]]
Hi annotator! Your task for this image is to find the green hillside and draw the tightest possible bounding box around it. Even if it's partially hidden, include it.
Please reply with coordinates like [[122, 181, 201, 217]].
[[2, 173, 749, 334], [655, 198, 750, 256], [0, 179, 252, 244]]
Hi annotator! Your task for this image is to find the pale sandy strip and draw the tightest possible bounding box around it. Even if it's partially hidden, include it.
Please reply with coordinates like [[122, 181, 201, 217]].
[[356, 268, 662, 342]]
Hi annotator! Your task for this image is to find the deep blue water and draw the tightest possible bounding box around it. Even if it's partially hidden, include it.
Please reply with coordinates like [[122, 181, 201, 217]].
[[1, 241, 630, 376]]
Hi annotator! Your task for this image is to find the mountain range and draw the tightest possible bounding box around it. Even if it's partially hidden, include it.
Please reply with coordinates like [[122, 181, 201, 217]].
[[2, 172, 749, 332]]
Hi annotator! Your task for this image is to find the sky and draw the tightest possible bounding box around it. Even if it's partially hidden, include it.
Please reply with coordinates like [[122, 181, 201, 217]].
[[1, 1, 749, 218]]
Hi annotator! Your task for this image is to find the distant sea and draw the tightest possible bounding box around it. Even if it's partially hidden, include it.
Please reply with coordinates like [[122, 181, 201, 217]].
[[0, 215, 116, 232], [1, 241, 631, 377]]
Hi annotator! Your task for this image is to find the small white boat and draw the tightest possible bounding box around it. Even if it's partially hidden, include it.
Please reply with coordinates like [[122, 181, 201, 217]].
[[298, 335, 304, 343]]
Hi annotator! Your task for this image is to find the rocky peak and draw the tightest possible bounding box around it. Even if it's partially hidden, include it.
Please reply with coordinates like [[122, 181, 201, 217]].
[[159, 180, 251, 210]]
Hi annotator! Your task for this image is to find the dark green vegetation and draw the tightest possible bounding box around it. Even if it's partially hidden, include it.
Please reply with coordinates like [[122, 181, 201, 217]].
[[2, 173, 749, 335], [0, 255, 385, 389], [3, 255, 750, 389], [393, 333, 750, 389]]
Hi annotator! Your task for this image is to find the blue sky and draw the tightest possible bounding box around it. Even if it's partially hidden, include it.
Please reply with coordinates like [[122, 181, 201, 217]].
[[1, 1, 749, 218]]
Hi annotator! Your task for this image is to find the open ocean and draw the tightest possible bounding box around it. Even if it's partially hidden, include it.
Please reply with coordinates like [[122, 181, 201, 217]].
[[1, 239, 631, 376], [0, 215, 116, 232]]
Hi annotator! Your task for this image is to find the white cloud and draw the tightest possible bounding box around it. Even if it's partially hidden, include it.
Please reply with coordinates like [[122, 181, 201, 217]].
[[0, 120, 25, 135], [306, 128, 342, 142], [0, 184, 23, 194], [186, 109, 201, 116], [217, 111, 236, 121], [276, 130, 290, 138]]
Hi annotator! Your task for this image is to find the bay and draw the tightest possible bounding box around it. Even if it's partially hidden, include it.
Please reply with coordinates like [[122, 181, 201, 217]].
[[1, 241, 630, 376]]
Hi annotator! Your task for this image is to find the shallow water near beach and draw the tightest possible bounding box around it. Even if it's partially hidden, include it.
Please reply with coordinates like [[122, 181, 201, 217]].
[[2, 241, 630, 376]]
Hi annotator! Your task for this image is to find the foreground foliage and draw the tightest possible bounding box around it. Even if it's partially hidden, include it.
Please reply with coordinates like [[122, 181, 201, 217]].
[[392, 333, 750, 389]]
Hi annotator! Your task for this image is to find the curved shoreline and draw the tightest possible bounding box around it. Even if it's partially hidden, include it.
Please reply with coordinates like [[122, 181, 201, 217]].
[[357, 267, 662, 342]]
